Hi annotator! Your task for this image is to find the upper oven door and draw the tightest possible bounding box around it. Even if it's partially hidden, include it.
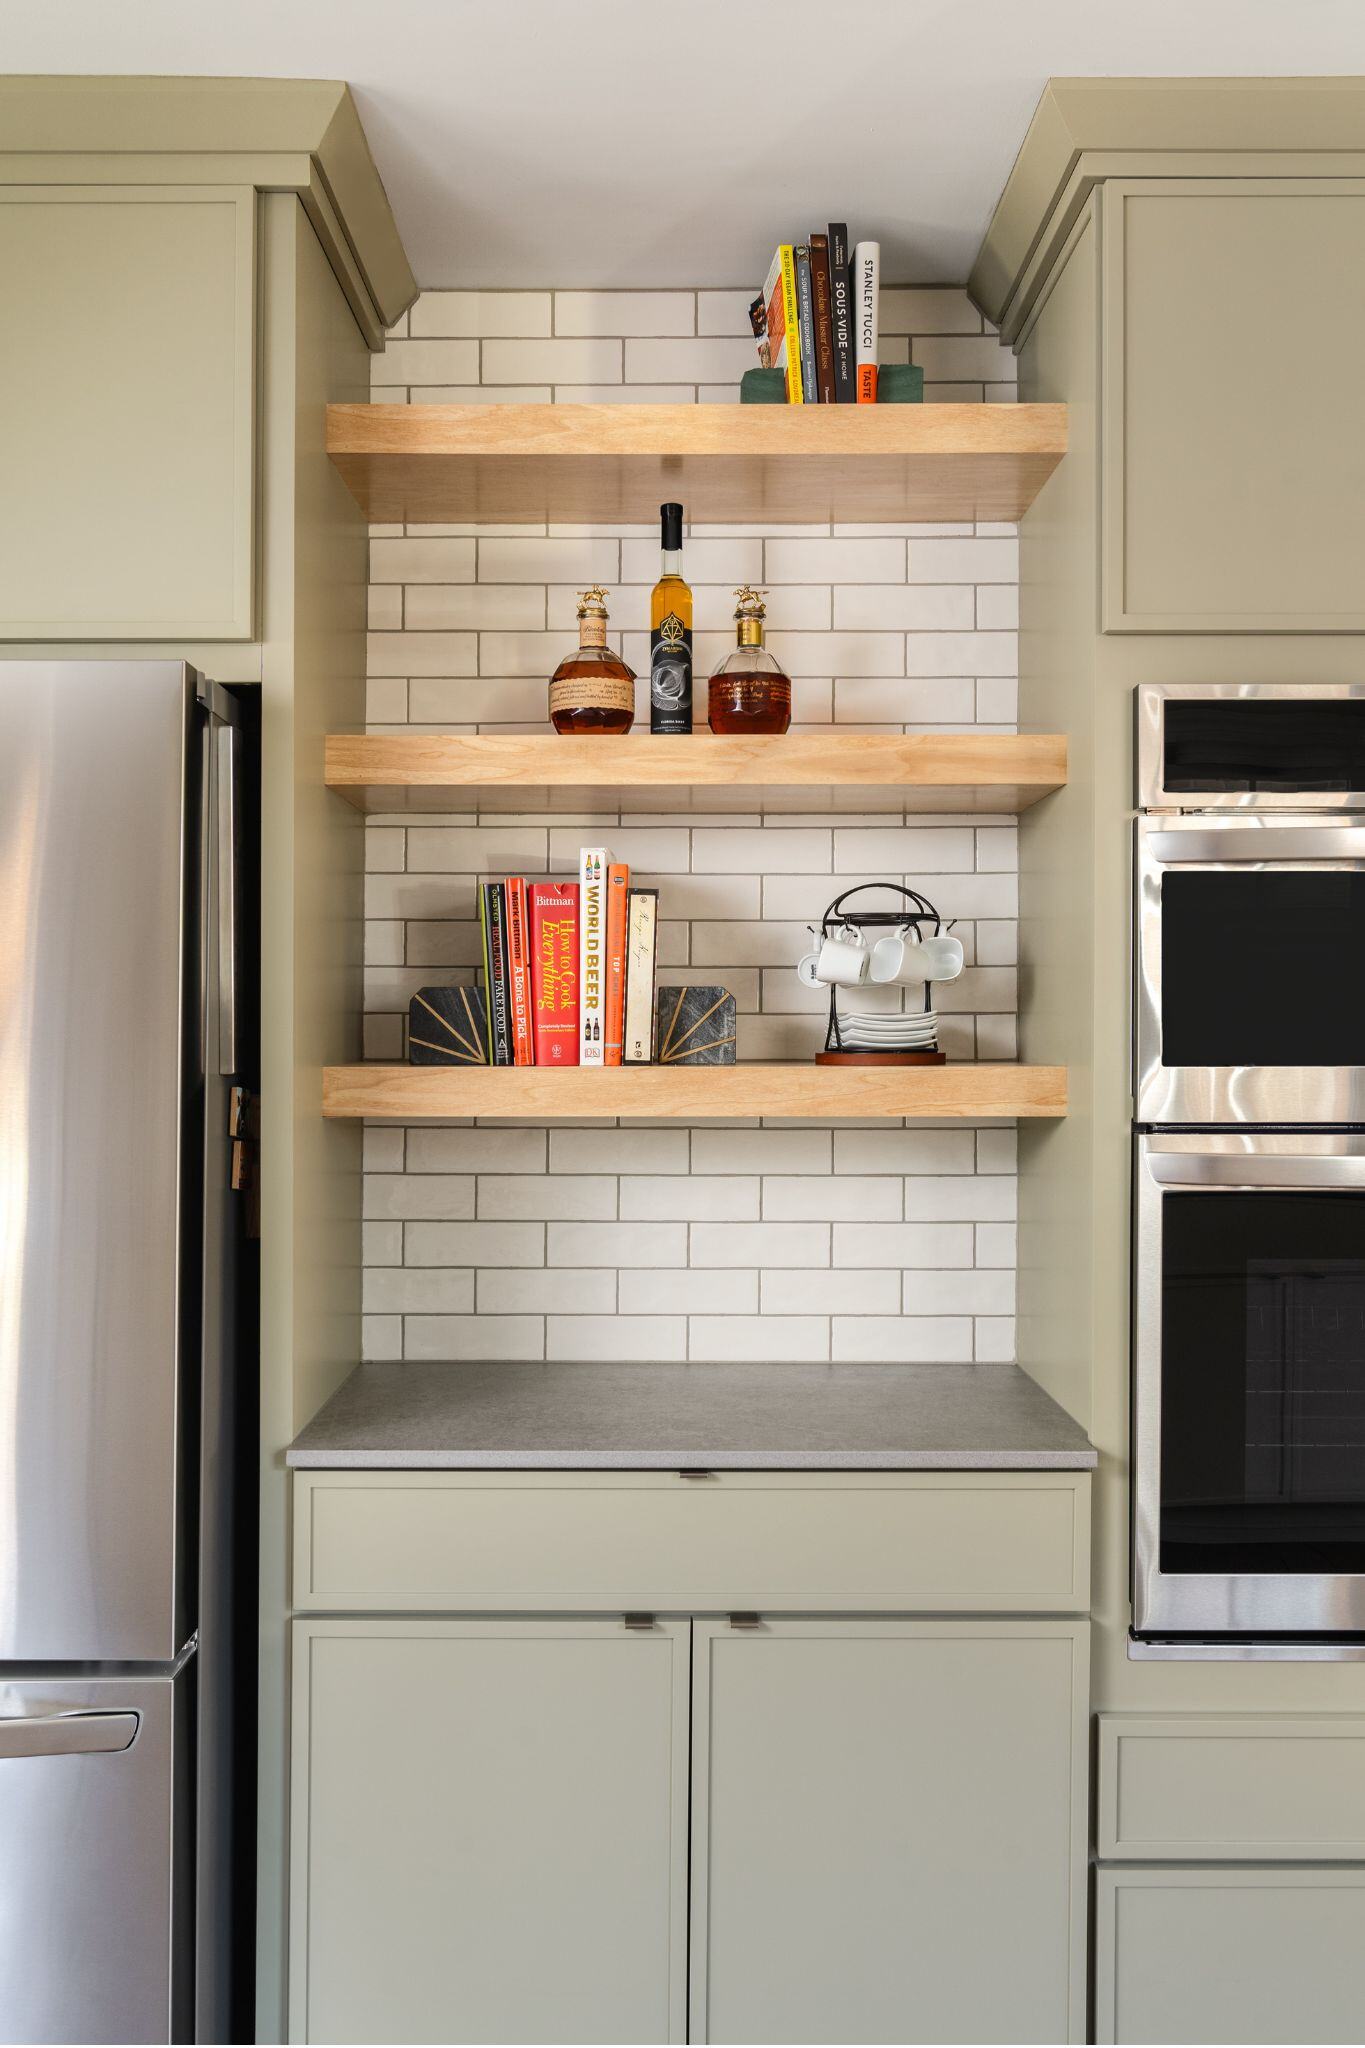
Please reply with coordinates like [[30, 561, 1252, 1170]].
[[1138, 683, 1365, 812], [1136, 813, 1365, 1125]]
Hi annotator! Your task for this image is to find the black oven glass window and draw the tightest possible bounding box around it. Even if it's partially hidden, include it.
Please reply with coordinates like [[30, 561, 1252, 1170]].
[[1161, 1191, 1365, 1574], [1164, 699, 1365, 793], [1162, 870, 1365, 1066]]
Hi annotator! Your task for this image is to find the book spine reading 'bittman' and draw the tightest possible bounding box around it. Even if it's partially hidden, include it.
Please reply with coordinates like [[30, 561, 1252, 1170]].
[[603, 862, 630, 1066], [854, 239, 880, 403], [578, 847, 609, 1066], [809, 234, 836, 404], [504, 875, 534, 1066], [528, 880, 579, 1066], [622, 888, 660, 1063], [481, 882, 513, 1066], [827, 222, 854, 402], [776, 244, 802, 403], [794, 244, 819, 403]]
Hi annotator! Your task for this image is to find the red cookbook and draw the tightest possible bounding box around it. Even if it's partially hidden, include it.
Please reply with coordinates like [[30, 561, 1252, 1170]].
[[528, 881, 579, 1066]]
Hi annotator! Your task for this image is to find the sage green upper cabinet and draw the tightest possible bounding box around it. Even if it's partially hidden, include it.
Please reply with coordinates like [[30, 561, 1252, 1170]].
[[690, 1619, 1088, 2046], [1102, 178, 1365, 632], [0, 186, 257, 640], [290, 1619, 689, 2046]]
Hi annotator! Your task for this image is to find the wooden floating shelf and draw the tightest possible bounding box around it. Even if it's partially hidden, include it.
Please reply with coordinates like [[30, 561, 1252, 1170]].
[[327, 402, 1067, 526], [322, 1063, 1068, 1123], [325, 732, 1068, 815]]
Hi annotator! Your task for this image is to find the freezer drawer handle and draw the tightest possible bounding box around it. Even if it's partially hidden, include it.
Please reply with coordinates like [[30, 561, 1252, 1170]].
[[0, 1711, 139, 1760]]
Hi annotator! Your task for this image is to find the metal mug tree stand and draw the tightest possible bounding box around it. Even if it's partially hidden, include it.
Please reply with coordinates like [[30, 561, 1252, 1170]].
[[814, 881, 951, 1068]]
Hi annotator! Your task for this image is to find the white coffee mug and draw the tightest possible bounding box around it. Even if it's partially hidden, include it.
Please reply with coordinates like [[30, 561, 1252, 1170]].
[[916, 933, 965, 983], [868, 928, 925, 985], [814, 928, 870, 986]]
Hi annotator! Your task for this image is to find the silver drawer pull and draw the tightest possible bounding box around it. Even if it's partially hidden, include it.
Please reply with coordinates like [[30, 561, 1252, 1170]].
[[623, 1613, 656, 1632], [729, 1613, 763, 1630], [678, 1469, 715, 1480], [0, 1711, 139, 1760]]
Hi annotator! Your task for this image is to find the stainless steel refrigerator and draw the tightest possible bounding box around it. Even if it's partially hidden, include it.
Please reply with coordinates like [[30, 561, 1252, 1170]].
[[0, 661, 251, 2043]]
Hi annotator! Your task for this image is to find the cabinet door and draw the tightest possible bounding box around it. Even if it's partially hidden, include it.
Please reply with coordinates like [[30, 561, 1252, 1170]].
[[290, 1618, 689, 2045], [690, 1618, 1087, 2045], [1096, 1867, 1365, 2044], [1102, 178, 1365, 631], [0, 186, 255, 639]]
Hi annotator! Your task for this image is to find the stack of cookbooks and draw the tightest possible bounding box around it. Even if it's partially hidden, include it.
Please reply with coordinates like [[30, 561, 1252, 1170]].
[[477, 852, 659, 1067], [752, 227, 880, 403]]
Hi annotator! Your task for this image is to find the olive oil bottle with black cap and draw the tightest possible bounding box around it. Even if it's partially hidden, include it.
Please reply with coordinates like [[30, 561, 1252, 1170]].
[[649, 502, 692, 733]]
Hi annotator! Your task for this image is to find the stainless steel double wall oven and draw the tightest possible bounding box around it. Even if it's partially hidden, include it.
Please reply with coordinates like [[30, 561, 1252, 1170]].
[[1134, 684, 1365, 1647]]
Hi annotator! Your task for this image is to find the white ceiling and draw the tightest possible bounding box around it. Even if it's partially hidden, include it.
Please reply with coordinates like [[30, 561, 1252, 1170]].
[[7, 0, 1365, 289]]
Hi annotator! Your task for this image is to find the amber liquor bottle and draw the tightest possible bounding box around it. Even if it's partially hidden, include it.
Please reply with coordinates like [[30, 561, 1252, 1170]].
[[708, 586, 792, 734], [649, 502, 692, 734], [549, 587, 636, 734]]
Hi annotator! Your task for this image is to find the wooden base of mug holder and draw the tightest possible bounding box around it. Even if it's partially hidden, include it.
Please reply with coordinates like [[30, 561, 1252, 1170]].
[[815, 1049, 948, 1066]]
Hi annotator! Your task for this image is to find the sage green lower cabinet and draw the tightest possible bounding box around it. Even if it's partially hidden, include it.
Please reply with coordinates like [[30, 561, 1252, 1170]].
[[290, 1619, 690, 2045], [690, 1619, 1089, 2045], [1096, 1868, 1365, 2045]]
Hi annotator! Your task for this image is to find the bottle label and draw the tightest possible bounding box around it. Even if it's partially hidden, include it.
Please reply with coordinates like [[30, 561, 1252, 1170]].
[[550, 672, 635, 716], [650, 613, 693, 734]]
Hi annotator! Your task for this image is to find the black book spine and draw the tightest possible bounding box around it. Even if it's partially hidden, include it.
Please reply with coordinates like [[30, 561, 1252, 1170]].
[[485, 883, 513, 1066], [828, 223, 855, 404]]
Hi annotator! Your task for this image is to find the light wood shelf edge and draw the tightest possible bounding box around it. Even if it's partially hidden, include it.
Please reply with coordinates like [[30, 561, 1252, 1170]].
[[323, 732, 1068, 813], [322, 1063, 1069, 1122], [325, 400, 1068, 525]]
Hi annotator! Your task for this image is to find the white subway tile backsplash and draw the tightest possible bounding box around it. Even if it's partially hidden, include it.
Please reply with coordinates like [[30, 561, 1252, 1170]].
[[762, 1177, 901, 1221], [361, 282, 1022, 1368], [556, 291, 695, 336], [691, 1222, 830, 1269], [484, 337, 623, 383], [690, 1316, 828, 1363], [411, 291, 553, 338], [549, 1315, 688, 1361], [405, 585, 547, 631], [765, 1269, 902, 1316], [477, 1269, 618, 1314], [375, 338, 480, 384], [548, 1220, 688, 1268], [371, 537, 476, 583], [833, 1317, 973, 1362], [625, 336, 756, 382]]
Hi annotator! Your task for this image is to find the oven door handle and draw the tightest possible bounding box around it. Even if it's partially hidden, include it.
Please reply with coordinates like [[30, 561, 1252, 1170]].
[[1146, 1150, 1365, 1190], [1145, 824, 1365, 864]]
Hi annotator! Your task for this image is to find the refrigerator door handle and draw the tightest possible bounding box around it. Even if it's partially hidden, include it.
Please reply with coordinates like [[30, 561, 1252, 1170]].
[[0, 1709, 140, 1759], [215, 717, 239, 1078]]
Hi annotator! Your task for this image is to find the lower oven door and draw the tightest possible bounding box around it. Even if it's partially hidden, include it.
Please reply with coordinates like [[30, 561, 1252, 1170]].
[[1136, 814, 1365, 1124], [1135, 1132, 1365, 1638]]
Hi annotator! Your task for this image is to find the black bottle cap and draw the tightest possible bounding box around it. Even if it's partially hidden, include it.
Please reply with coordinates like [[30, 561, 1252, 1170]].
[[660, 502, 683, 551]]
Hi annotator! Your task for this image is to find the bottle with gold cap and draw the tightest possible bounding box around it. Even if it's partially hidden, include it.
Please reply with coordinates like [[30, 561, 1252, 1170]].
[[549, 587, 636, 734], [707, 587, 792, 735]]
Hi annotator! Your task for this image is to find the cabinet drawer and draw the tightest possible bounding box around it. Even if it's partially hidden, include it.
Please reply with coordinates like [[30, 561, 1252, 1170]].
[[293, 1470, 1090, 1614], [1099, 1715, 1365, 1861], [1096, 1868, 1365, 2045]]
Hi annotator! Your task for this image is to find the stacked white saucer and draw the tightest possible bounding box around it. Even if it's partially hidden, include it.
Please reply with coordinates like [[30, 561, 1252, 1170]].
[[835, 1007, 940, 1052]]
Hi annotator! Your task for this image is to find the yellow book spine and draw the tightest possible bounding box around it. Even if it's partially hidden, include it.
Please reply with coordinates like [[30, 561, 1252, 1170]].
[[778, 245, 803, 405]]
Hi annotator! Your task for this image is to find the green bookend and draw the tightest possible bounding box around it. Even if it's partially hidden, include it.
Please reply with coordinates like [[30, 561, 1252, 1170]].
[[876, 363, 925, 403], [739, 368, 789, 404]]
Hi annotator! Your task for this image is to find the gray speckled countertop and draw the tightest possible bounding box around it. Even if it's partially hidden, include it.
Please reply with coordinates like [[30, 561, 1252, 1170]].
[[286, 1359, 1096, 1471]]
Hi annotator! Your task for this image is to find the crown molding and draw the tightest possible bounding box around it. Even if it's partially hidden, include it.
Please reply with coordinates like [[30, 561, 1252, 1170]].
[[0, 77, 416, 347], [971, 77, 1365, 346]]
